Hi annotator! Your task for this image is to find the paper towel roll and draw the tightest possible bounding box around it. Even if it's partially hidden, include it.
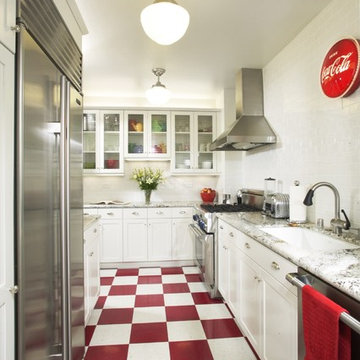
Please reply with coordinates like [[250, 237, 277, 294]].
[[289, 184, 307, 223]]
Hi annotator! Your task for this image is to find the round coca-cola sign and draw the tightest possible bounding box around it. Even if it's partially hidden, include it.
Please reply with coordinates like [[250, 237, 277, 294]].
[[320, 38, 360, 98]]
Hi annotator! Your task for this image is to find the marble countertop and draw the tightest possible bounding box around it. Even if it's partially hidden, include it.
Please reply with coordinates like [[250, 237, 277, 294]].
[[217, 212, 360, 302], [84, 214, 100, 231], [84, 201, 199, 209]]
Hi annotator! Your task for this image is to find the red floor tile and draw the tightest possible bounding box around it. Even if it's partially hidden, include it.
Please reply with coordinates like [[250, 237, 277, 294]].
[[116, 268, 139, 276], [85, 325, 96, 346], [201, 318, 242, 339], [94, 296, 106, 309], [169, 340, 214, 360], [109, 285, 137, 296], [166, 305, 199, 321], [135, 294, 165, 307], [191, 292, 223, 305], [185, 274, 203, 282], [100, 277, 114, 286], [161, 267, 183, 275], [137, 275, 162, 284], [130, 322, 168, 343], [98, 308, 134, 325], [163, 283, 190, 294], [85, 345, 128, 360]]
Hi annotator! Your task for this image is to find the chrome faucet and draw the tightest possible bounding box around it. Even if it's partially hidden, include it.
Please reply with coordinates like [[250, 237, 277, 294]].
[[303, 182, 350, 235]]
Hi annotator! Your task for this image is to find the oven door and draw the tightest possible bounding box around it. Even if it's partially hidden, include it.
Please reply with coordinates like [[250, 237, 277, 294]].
[[189, 223, 206, 271]]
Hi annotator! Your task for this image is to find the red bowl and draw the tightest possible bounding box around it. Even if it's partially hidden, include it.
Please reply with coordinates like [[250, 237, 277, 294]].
[[201, 191, 216, 203]]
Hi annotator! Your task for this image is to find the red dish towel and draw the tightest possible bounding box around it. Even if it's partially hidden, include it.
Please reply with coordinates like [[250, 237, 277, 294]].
[[302, 284, 351, 360]]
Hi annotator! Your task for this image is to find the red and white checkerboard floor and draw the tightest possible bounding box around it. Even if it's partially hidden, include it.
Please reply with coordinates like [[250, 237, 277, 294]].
[[85, 266, 259, 360]]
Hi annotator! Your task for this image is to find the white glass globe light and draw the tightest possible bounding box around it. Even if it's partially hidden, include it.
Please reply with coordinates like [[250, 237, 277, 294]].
[[140, 1, 190, 45], [146, 85, 171, 105]]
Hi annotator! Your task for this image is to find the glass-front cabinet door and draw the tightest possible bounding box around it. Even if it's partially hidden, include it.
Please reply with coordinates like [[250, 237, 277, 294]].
[[171, 111, 217, 173], [124, 111, 170, 158], [83, 111, 98, 172], [83, 110, 124, 174], [101, 111, 124, 173]]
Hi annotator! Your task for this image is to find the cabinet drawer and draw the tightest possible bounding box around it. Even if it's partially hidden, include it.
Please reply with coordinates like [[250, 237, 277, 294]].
[[171, 207, 193, 218], [148, 207, 172, 218], [84, 223, 99, 243], [84, 208, 98, 215], [123, 208, 147, 219], [237, 231, 297, 294], [98, 208, 123, 219]]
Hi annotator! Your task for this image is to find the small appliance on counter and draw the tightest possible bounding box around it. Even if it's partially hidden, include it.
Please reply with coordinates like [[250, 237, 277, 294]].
[[266, 193, 290, 219], [263, 177, 277, 213]]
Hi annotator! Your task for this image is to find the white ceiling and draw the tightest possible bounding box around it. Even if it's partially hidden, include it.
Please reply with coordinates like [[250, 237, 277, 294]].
[[76, 0, 331, 103]]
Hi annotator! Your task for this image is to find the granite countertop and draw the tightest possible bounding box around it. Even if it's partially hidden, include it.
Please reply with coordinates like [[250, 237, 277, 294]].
[[84, 201, 199, 209], [84, 214, 101, 231], [217, 212, 360, 302]]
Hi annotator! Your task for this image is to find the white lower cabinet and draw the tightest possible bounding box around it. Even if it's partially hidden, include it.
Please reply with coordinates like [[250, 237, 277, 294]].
[[148, 218, 172, 261], [172, 218, 194, 260], [98, 209, 123, 263], [123, 218, 148, 261], [217, 219, 298, 360], [84, 221, 100, 325]]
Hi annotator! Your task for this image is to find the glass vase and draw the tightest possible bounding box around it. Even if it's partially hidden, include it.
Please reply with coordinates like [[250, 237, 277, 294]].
[[144, 189, 152, 204]]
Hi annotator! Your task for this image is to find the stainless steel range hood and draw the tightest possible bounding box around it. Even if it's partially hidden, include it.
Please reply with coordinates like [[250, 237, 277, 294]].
[[210, 68, 276, 151]]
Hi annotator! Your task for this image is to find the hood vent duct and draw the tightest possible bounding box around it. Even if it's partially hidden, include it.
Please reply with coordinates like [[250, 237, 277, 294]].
[[210, 68, 276, 151]]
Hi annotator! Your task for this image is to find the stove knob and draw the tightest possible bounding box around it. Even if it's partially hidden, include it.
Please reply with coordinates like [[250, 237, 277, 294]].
[[193, 214, 199, 221]]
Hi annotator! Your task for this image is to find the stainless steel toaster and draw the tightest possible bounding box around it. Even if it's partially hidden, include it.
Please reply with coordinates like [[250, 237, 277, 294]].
[[268, 193, 289, 219]]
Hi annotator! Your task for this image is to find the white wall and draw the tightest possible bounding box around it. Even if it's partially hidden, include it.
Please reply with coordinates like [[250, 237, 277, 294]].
[[240, 0, 360, 227], [83, 161, 219, 203]]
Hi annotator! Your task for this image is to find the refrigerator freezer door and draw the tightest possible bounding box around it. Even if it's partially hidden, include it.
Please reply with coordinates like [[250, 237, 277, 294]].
[[67, 83, 84, 360]]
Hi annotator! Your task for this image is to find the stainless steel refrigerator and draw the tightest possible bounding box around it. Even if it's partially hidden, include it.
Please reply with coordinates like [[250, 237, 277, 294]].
[[15, 1, 84, 359]]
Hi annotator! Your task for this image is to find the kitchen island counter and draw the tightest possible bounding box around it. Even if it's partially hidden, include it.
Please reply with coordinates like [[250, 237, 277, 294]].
[[217, 212, 360, 302]]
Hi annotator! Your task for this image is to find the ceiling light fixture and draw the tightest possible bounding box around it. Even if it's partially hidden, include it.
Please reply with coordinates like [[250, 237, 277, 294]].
[[146, 68, 171, 105], [140, 0, 190, 45]]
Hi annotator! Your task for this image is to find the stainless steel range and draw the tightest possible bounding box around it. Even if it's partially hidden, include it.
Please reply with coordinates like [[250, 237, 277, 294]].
[[189, 190, 264, 298]]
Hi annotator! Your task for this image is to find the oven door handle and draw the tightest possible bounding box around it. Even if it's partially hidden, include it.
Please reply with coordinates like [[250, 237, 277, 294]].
[[189, 223, 206, 238]]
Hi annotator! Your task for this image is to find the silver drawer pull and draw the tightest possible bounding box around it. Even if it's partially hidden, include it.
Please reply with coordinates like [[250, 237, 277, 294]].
[[223, 245, 228, 250], [245, 242, 250, 249], [93, 228, 97, 233], [219, 225, 224, 229], [84, 212, 89, 215], [254, 276, 261, 282], [180, 211, 186, 214], [156, 211, 163, 215], [132, 211, 139, 215], [271, 261, 280, 270], [107, 212, 114, 216], [229, 232, 234, 237], [89, 252, 94, 257]]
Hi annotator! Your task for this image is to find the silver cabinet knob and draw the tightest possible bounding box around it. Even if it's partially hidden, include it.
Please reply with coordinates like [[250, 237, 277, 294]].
[[89, 252, 94, 257], [271, 261, 280, 270], [93, 228, 97, 233], [219, 225, 224, 229], [245, 242, 250, 249], [156, 211, 163, 215], [9, 286, 19, 295], [132, 211, 139, 216], [107, 212, 114, 216], [180, 211, 186, 214], [223, 245, 228, 250], [229, 232, 234, 237], [84, 212, 89, 215], [254, 276, 261, 282]]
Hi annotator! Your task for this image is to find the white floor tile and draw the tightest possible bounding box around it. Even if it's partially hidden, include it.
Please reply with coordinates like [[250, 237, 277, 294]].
[[164, 293, 194, 306], [196, 304, 233, 320], [136, 284, 163, 295], [208, 337, 257, 360], [182, 266, 201, 274], [100, 269, 117, 277], [167, 320, 206, 341], [188, 282, 208, 293], [162, 274, 186, 284], [128, 342, 170, 360], [112, 276, 138, 285], [132, 306, 166, 323], [99, 285, 111, 296], [90, 324, 131, 345], [138, 267, 161, 276], [104, 295, 135, 309], [87, 309, 101, 326]]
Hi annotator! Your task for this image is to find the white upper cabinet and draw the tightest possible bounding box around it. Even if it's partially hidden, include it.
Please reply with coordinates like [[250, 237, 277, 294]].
[[171, 111, 217, 173], [0, 0, 16, 53], [124, 110, 170, 159], [83, 110, 124, 174]]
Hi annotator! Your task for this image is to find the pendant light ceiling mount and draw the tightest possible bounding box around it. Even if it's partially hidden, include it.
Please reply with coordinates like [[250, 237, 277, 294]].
[[140, 0, 190, 45], [146, 68, 171, 105]]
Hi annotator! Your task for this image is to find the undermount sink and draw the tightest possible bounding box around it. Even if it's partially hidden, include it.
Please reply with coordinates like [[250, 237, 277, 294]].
[[259, 226, 358, 252]]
